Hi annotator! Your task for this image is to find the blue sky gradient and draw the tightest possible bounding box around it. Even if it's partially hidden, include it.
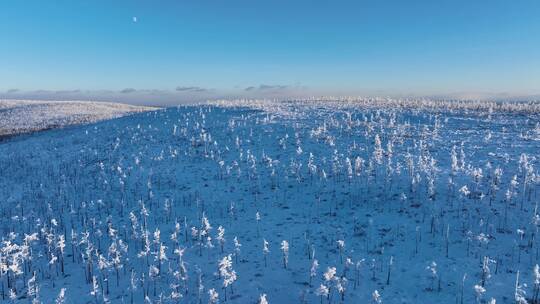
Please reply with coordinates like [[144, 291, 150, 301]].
[[1, 0, 539, 104]]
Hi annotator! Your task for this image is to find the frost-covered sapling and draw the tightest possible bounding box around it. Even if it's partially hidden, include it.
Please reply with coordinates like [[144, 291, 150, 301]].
[[516, 229, 525, 263], [386, 256, 393, 285], [218, 254, 237, 301], [259, 293, 268, 304], [514, 271, 528, 304], [415, 226, 421, 255], [473, 284, 485, 304], [149, 265, 160, 297], [533, 264, 540, 303], [459, 185, 471, 207], [28, 271, 40, 303], [233, 237, 241, 263], [504, 175, 519, 230], [471, 167, 483, 201], [90, 275, 100, 304], [426, 261, 438, 292], [208, 288, 219, 304], [477, 233, 490, 251], [8, 289, 16, 303], [138, 229, 151, 267], [399, 193, 407, 213], [323, 267, 336, 301], [129, 270, 138, 304], [481, 256, 494, 287], [304, 232, 314, 260], [310, 259, 319, 286], [170, 221, 181, 254], [373, 134, 384, 168], [489, 167, 503, 206], [108, 238, 127, 287], [281, 240, 289, 269], [370, 259, 376, 281], [55, 288, 66, 304], [445, 224, 450, 258], [263, 239, 269, 267], [198, 214, 213, 257], [336, 276, 347, 302], [337, 240, 345, 264], [354, 259, 364, 290], [256, 212, 261, 237], [97, 254, 110, 295], [342, 257, 353, 278], [372, 290, 382, 304], [197, 269, 205, 304], [519, 154, 534, 209], [173, 247, 189, 295], [151, 228, 168, 274], [226, 202, 238, 225], [57, 235, 66, 275], [315, 284, 329, 304], [217, 226, 225, 253]]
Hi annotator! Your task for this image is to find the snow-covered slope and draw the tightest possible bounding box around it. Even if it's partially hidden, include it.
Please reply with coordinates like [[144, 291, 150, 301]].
[[0, 99, 157, 137], [0, 99, 539, 303]]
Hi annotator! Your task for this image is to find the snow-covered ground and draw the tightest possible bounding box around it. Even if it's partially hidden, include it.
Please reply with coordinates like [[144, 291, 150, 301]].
[[0, 99, 539, 303], [0, 100, 157, 137]]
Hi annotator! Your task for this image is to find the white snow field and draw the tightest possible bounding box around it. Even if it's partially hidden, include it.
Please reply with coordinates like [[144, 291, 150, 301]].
[[0, 98, 540, 303], [0, 99, 156, 137]]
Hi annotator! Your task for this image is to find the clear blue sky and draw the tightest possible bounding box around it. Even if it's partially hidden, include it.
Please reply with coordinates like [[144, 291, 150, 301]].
[[1, 0, 539, 104]]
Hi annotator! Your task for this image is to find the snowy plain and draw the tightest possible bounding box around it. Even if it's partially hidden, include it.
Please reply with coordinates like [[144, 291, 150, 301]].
[[0, 98, 539, 304], [0, 99, 156, 137]]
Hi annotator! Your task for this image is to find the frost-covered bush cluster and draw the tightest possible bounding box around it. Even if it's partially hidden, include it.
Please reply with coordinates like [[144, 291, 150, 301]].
[[0, 99, 539, 303]]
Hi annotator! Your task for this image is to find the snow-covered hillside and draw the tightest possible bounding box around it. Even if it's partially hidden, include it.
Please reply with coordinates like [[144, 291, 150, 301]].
[[0, 100, 157, 137], [0, 99, 539, 303]]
